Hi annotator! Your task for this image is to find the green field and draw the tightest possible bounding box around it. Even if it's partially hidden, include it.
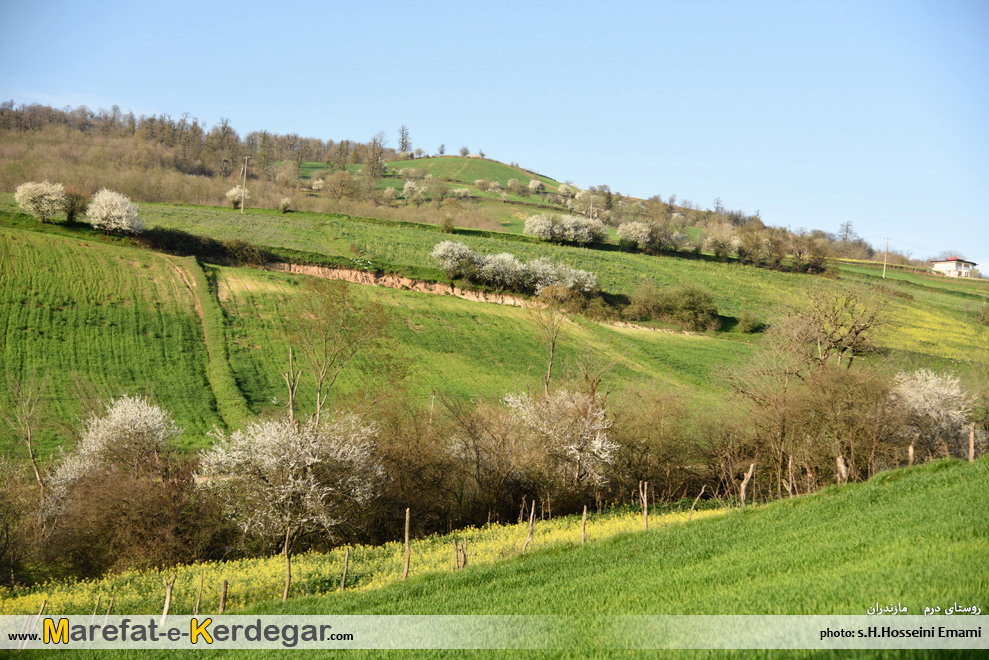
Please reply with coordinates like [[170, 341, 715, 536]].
[[0, 227, 223, 456], [12, 457, 986, 658]]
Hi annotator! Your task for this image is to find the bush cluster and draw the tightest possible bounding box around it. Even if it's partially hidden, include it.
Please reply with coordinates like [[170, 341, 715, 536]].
[[431, 241, 597, 294], [617, 221, 692, 254], [523, 214, 607, 245], [625, 282, 720, 330]]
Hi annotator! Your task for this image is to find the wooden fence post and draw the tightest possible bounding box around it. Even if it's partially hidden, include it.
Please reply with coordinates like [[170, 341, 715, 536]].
[[581, 505, 587, 545], [160, 574, 177, 626], [970, 423, 976, 463], [401, 508, 411, 581], [340, 548, 349, 593], [194, 571, 204, 616], [522, 500, 536, 554], [740, 463, 755, 507], [219, 580, 228, 614], [688, 485, 707, 522]]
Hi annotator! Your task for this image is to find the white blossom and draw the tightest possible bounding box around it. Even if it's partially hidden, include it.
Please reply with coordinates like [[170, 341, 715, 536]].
[[225, 185, 249, 209], [88, 189, 143, 233], [503, 390, 617, 487], [198, 415, 383, 540], [14, 180, 66, 223]]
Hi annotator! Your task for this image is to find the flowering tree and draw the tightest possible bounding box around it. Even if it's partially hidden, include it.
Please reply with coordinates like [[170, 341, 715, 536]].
[[891, 369, 972, 456], [226, 185, 249, 209], [47, 396, 181, 515], [198, 415, 383, 601], [450, 188, 471, 200], [523, 214, 607, 245], [87, 189, 143, 234], [503, 390, 617, 490], [430, 241, 597, 294], [528, 179, 544, 194], [14, 181, 66, 223]]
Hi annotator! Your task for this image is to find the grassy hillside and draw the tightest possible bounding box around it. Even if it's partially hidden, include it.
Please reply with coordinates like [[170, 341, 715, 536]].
[[13, 457, 986, 658], [121, 198, 987, 363], [0, 227, 223, 456], [1, 194, 986, 453]]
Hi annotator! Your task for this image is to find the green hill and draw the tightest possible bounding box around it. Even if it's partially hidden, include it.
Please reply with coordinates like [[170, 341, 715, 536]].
[[1, 193, 986, 453]]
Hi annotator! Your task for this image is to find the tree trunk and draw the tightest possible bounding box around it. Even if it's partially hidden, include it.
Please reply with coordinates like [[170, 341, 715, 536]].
[[340, 548, 349, 592], [522, 501, 536, 554], [401, 508, 411, 580], [581, 505, 587, 545], [283, 527, 293, 602], [740, 463, 755, 507], [688, 485, 707, 522], [194, 570, 204, 616]]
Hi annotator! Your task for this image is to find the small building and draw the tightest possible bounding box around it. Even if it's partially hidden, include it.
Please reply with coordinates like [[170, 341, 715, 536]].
[[931, 257, 977, 277]]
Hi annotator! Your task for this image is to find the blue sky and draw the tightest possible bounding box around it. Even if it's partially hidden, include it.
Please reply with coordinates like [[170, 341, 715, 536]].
[[2, 0, 987, 269]]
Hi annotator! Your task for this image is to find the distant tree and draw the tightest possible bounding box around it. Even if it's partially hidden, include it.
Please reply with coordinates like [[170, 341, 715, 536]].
[[528, 179, 543, 194], [324, 171, 356, 200], [398, 125, 411, 154], [283, 279, 392, 426], [226, 185, 249, 209], [438, 144, 446, 156], [88, 189, 143, 234], [14, 180, 66, 223], [380, 186, 398, 203], [459, 146, 469, 157], [279, 197, 291, 214], [414, 148, 424, 158], [838, 221, 857, 244]]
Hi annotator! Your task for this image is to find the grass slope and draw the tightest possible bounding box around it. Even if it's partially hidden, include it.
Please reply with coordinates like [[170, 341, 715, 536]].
[[0, 227, 222, 455], [129, 198, 988, 363]]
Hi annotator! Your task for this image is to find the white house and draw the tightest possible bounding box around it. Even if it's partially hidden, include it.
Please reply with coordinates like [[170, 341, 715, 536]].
[[930, 257, 977, 277]]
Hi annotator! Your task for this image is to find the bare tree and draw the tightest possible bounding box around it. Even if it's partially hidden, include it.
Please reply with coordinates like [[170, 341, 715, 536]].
[[284, 279, 391, 426], [0, 372, 51, 500], [398, 125, 411, 154], [527, 304, 567, 396]]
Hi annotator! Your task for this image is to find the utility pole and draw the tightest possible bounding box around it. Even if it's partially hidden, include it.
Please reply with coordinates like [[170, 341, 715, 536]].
[[882, 237, 889, 279], [241, 156, 251, 214]]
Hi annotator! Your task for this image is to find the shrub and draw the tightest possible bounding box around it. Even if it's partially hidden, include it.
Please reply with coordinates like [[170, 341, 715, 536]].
[[225, 185, 249, 209], [450, 188, 471, 201], [736, 310, 765, 333], [558, 184, 573, 198], [64, 185, 89, 223], [380, 186, 398, 202], [279, 197, 291, 213], [14, 180, 66, 223], [487, 181, 502, 193], [528, 179, 543, 194], [655, 285, 720, 330], [87, 188, 143, 234], [627, 283, 719, 330], [431, 240, 483, 280]]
